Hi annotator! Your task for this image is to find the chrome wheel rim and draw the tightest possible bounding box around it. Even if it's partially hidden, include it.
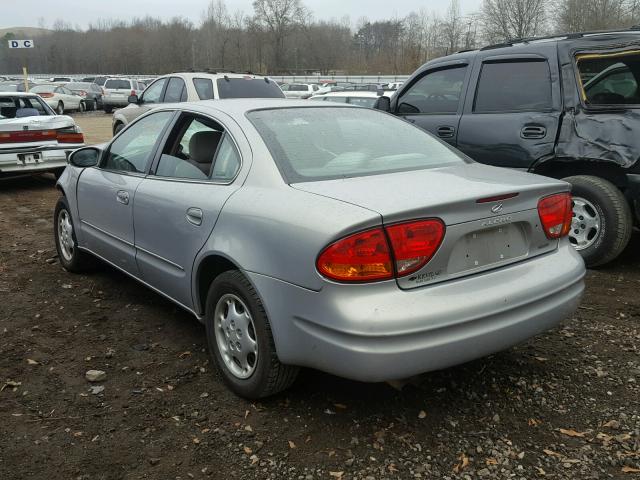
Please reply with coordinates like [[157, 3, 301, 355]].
[[213, 294, 258, 379], [57, 209, 74, 261], [569, 196, 601, 251]]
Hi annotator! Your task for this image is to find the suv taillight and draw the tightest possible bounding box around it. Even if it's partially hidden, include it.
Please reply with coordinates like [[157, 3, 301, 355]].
[[538, 193, 572, 239], [317, 219, 445, 282]]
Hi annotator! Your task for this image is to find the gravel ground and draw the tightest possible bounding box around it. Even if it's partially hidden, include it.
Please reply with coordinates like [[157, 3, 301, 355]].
[[0, 113, 638, 479]]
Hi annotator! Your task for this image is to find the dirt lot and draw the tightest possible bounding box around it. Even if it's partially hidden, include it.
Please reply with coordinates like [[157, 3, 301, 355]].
[[0, 112, 639, 480]]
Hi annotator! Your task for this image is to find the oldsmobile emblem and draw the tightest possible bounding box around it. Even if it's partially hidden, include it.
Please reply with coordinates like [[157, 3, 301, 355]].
[[491, 203, 504, 214]]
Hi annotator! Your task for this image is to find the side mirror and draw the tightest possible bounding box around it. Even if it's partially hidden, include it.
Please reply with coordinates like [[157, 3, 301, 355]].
[[374, 96, 391, 112], [128, 94, 139, 104], [69, 147, 100, 168]]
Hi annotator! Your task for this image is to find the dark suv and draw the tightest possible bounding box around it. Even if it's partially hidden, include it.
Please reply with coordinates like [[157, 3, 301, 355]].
[[378, 28, 640, 266]]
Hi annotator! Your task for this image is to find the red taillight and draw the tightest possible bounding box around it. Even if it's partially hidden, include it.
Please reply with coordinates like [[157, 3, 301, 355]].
[[79, 90, 87, 97], [386, 219, 445, 276], [316, 228, 393, 282], [0, 130, 57, 143], [317, 219, 446, 282], [130, 90, 136, 96], [56, 127, 84, 144], [38, 93, 54, 98], [538, 193, 572, 239]]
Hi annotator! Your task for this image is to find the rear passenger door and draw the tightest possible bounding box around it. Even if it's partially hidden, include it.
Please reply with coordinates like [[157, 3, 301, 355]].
[[393, 61, 471, 145], [132, 111, 245, 310], [456, 49, 561, 169]]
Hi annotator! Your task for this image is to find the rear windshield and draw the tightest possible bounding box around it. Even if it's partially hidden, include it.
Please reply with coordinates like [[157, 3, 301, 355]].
[[578, 51, 640, 106], [216, 78, 284, 99], [288, 84, 308, 92], [67, 82, 91, 89], [248, 107, 463, 183], [0, 96, 52, 118], [30, 85, 55, 93], [105, 79, 131, 89]]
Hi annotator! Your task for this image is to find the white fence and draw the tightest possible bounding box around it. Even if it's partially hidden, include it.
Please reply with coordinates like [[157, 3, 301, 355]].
[[16, 73, 410, 84]]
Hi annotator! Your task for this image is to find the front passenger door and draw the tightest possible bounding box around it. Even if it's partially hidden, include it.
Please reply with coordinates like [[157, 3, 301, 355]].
[[76, 111, 175, 274], [130, 78, 168, 120], [395, 64, 470, 145]]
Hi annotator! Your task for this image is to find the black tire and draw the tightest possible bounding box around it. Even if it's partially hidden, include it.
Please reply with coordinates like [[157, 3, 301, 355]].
[[113, 122, 125, 135], [563, 175, 632, 267], [205, 270, 299, 399], [88, 99, 96, 111], [104, 105, 113, 114], [56, 101, 64, 115], [54, 197, 95, 273]]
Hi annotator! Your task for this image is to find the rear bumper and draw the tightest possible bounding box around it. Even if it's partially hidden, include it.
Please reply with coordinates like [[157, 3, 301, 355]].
[[0, 144, 82, 176], [103, 96, 129, 107], [247, 241, 585, 382]]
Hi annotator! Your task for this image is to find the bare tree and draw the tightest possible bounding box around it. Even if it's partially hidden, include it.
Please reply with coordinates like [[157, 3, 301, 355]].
[[442, 0, 464, 53], [252, 0, 307, 73], [481, 0, 547, 42]]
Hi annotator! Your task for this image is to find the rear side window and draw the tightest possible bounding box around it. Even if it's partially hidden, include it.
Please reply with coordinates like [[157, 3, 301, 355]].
[[194, 78, 214, 100], [398, 66, 467, 114], [105, 79, 131, 89], [474, 61, 552, 113], [164, 77, 187, 103], [216, 78, 284, 99], [578, 52, 640, 106]]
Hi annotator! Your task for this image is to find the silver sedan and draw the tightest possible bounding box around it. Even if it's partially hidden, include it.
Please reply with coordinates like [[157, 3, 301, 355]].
[[54, 100, 585, 398]]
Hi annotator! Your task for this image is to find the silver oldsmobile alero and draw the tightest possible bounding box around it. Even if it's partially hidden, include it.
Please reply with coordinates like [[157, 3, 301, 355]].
[[55, 99, 585, 398]]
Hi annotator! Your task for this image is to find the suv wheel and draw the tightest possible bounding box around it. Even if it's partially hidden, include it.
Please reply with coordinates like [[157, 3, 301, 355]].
[[563, 175, 632, 267], [205, 270, 299, 399]]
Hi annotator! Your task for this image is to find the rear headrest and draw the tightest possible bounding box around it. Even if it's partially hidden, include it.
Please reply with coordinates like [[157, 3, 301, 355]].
[[189, 130, 222, 164]]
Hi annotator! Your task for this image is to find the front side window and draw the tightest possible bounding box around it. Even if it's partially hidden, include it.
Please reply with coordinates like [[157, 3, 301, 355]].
[[193, 78, 214, 100], [474, 60, 552, 113], [248, 107, 464, 183], [141, 78, 166, 104], [164, 77, 187, 103], [156, 116, 223, 180], [398, 66, 467, 114], [579, 53, 640, 105], [102, 111, 173, 173]]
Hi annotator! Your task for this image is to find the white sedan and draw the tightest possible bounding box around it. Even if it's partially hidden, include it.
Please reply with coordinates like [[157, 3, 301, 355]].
[[30, 84, 84, 114]]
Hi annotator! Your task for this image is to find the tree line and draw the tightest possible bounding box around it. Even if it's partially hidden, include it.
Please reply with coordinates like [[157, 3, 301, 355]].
[[2, 0, 640, 76]]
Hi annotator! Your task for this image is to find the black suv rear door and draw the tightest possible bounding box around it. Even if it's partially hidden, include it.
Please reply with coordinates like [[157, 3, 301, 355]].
[[456, 45, 561, 169], [392, 59, 472, 145]]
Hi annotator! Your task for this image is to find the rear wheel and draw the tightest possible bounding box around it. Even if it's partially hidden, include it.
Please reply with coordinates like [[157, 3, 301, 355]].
[[79, 101, 85, 112], [104, 105, 113, 114], [563, 175, 632, 267], [205, 270, 299, 399], [54, 197, 95, 272], [55, 101, 64, 115]]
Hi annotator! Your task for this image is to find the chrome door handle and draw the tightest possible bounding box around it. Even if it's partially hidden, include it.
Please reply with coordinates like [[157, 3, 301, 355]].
[[521, 125, 546, 139], [186, 207, 203, 226], [116, 190, 129, 205]]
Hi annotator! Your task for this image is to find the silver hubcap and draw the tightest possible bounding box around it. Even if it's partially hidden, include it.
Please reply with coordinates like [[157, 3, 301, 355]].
[[569, 196, 601, 251], [57, 209, 74, 261], [213, 294, 258, 379]]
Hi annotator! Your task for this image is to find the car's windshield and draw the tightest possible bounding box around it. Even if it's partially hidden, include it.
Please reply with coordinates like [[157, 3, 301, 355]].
[[216, 78, 284, 99], [248, 107, 464, 183], [0, 96, 52, 118], [105, 79, 131, 89], [578, 52, 640, 105], [30, 85, 55, 93]]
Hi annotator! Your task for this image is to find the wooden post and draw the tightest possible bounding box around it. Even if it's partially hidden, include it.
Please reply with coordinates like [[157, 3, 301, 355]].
[[23, 66, 29, 92]]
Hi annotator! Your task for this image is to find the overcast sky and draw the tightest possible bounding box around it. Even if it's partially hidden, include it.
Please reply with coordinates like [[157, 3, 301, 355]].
[[3, 0, 483, 30]]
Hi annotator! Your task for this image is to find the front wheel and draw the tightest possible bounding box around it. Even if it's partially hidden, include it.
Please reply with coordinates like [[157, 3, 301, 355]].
[[54, 197, 95, 272], [563, 175, 632, 267], [205, 270, 299, 399]]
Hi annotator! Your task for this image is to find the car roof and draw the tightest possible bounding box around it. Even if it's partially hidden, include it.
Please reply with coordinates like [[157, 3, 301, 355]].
[[158, 98, 356, 117], [157, 72, 272, 81], [0, 92, 42, 98], [314, 91, 380, 98]]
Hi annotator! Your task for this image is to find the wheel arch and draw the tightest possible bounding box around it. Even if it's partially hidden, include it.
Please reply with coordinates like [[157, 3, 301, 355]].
[[193, 253, 242, 317], [112, 120, 124, 135], [531, 157, 629, 190]]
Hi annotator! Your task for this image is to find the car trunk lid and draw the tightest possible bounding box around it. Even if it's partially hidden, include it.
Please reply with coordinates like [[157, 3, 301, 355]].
[[292, 163, 570, 289], [0, 115, 78, 149]]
